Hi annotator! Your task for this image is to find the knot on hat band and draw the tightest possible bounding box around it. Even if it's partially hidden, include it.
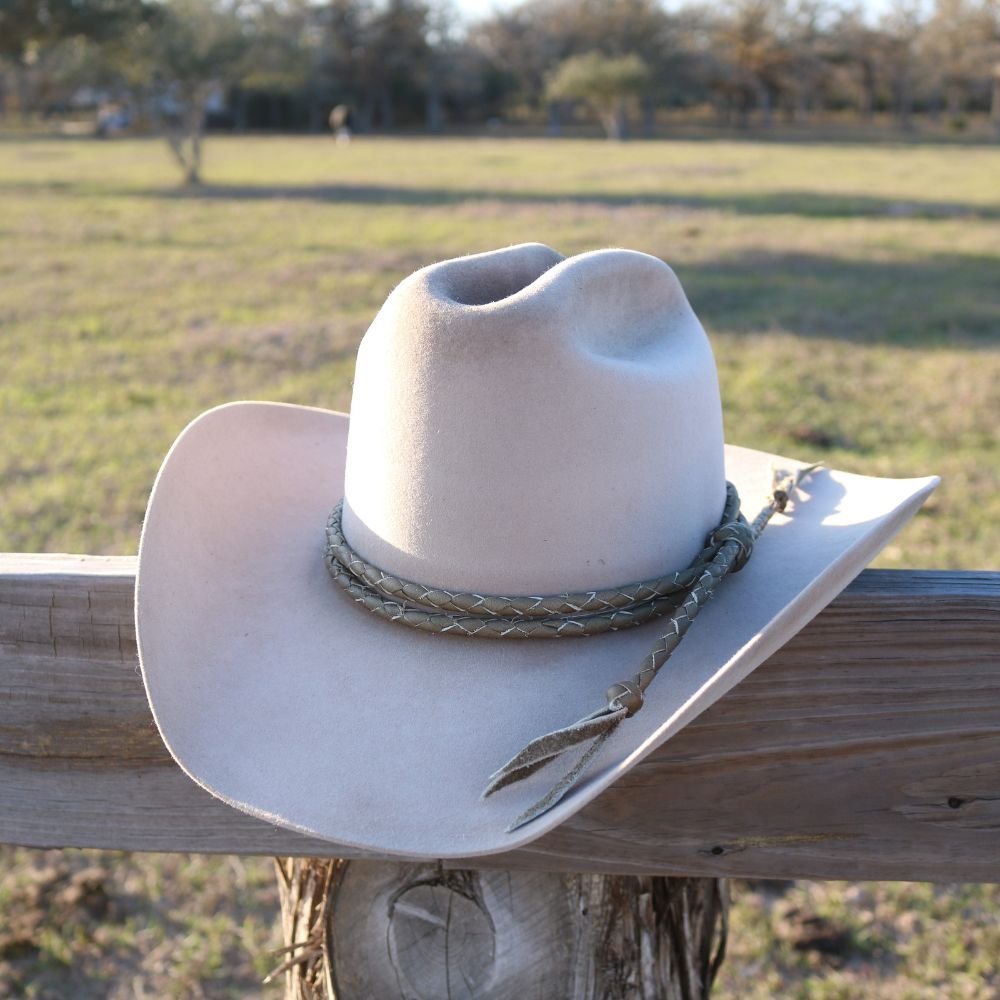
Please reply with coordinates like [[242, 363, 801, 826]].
[[325, 466, 819, 832]]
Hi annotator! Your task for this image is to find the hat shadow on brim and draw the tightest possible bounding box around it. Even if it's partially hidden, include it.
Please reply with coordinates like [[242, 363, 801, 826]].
[[136, 402, 937, 858]]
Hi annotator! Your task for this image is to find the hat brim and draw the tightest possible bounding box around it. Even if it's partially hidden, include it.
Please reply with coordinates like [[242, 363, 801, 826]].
[[136, 402, 938, 858]]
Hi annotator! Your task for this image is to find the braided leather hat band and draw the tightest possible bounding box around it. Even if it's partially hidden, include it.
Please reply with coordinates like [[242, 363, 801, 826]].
[[325, 483, 744, 639], [325, 466, 817, 830]]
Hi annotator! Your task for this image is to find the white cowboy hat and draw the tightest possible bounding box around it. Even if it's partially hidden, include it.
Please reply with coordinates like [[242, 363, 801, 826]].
[[136, 244, 937, 859]]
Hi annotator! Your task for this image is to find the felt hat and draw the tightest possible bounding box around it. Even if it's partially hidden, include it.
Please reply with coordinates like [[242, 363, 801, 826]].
[[136, 244, 938, 858]]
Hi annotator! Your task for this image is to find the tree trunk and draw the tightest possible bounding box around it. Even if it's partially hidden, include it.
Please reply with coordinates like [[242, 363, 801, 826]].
[[185, 104, 203, 185], [307, 85, 324, 134], [895, 70, 913, 131], [794, 89, 810, 124], [945, 80, 963, 124], [233, 87, 248, 132], [859, 61, 876, 121], [601, 102, 627, 141], [736, 87, 751, 129], [272, 859, 728, 1000], [426, 75, 443, 134], [378, 90, 394, 131], [991, 64, 1000, 142], [756, 81, 773, 127], [358, 96, 374, 133], [16, 60, 34, 122], [547, 101, 561, 136], [642, 95, 655, 138]]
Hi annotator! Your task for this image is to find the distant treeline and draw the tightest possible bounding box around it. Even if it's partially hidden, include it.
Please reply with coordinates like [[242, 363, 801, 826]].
[[3, 0, 1000, 138]]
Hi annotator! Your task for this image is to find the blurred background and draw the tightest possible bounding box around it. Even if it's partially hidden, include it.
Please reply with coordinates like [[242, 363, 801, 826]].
[[3, 0, 1000, 146], [1, 0, 998, 996]]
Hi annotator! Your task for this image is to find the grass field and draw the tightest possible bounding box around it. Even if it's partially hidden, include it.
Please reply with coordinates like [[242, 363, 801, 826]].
[[1, 133, 999, 998]]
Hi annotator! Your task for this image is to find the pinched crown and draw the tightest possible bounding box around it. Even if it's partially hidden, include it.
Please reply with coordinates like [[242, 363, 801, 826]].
[[342, 244, 726, 595]]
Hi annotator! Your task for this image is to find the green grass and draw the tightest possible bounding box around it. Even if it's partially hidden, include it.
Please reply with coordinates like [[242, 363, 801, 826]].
[[2, 135, 997, 565], [718, 880, 1000, 999], [1, 133, 998, 997], [0, 850, 280, 998]]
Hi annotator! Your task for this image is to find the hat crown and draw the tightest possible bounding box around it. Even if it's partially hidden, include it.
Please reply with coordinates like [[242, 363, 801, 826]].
[[342, 244, 726, 594]]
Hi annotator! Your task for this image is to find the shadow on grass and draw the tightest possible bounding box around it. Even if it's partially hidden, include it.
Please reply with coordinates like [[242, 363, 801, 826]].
[[136, 183, 1000, 221], [5, 178, 1000, 220], [3, 176, 996, 348], [2, 125, 999, 146], [677, 250, 1000, 347]]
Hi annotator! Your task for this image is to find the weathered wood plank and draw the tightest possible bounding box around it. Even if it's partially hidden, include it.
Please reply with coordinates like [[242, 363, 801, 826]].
[[1, 555, 998, 880]]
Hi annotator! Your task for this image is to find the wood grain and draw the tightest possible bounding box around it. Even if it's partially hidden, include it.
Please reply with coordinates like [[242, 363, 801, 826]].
[[1, 555, 998, 880], [276, 859, 725, 999]]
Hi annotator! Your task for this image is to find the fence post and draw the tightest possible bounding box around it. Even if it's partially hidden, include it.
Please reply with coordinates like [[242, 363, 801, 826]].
[[272, 858, 727, 1000]]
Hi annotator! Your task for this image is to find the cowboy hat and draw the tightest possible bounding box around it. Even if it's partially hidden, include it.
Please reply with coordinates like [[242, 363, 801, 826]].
[[136, 244, 938, 858]]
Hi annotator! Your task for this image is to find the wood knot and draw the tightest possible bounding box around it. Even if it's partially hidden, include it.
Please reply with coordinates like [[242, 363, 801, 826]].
[[388, 880, 496, 999]]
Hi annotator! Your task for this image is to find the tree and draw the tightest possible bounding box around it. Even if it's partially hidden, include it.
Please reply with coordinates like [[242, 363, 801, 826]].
[[317, 0, 432, 132], [993, 60, 1000, 138], [780, 0, 834, 121], [546, 0, 683, 134], [709, 0, 791, 127], [829, 9, 889, 120], [980, 0, 1000, 138], [880, 0, 923, 129], [126, 0, 253, 184], [0, 0, 143, 63], [545, 52, 650, 139], [472, 0, 677, 129], [920, 0, 1000, 130], [239, 0, 333, 132], [0, 0, 145, 118], [923, 0, 987, 120]]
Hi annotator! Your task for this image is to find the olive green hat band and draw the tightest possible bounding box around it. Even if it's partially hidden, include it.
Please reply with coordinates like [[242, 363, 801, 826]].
[[326, 465, 819, 830]]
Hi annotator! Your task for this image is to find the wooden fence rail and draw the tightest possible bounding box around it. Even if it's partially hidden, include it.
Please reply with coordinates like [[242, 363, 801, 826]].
[[1, 554, 998, 882]]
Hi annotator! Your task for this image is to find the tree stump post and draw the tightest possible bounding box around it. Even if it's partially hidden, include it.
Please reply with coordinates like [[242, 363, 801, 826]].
[[273, 859, 728, 1000]]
